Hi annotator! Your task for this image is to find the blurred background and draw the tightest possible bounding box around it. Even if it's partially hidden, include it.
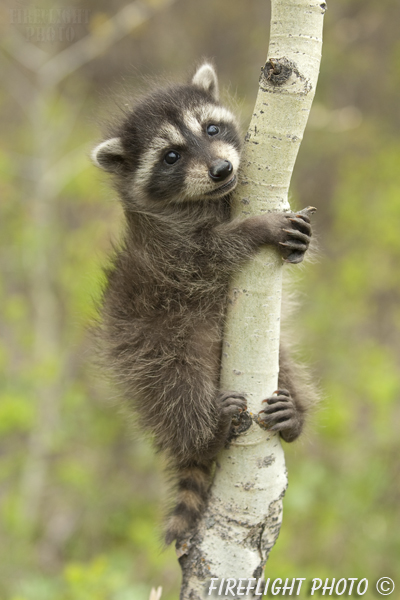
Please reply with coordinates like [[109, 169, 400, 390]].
[[1, 0, 399, 598]]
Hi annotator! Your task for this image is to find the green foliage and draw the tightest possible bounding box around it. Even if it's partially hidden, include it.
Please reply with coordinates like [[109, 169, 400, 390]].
[[267, 98, 400, 595], [1, 0, 399, 598], [10, 557, 152, 600]]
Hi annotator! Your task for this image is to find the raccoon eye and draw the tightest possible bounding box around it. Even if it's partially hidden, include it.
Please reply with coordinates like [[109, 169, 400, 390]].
[[164, 151, 180, 165], [207, 124, 220, 136]]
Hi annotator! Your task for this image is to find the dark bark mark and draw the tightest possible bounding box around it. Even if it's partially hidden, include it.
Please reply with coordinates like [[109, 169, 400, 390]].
[[263, 58, 292, 85], [259, 57, 312, 96]]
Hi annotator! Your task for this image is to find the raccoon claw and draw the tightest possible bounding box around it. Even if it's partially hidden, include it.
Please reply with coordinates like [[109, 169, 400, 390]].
[[282, 228, 310, 243], [303, 205, 317, 214], [279, 240, 308, 252], [293, 206, 317, 222], [285, 207, 315, 229], [279, 206, 315, 263], [262, 389, 290, 403], [259, 389, 302, 442]]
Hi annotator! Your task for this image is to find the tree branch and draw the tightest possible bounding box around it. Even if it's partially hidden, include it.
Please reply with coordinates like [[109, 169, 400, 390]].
[[179, 1, 325, 597], [1, 25, 50, 70], [38, 0, 179, 88]]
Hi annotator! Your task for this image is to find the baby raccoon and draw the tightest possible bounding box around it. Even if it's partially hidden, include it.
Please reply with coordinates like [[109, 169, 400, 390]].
[[92, 63, 315, 546]]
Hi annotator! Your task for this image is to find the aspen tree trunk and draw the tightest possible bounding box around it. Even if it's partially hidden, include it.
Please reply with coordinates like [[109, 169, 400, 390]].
[[179, 1, 325, 597]]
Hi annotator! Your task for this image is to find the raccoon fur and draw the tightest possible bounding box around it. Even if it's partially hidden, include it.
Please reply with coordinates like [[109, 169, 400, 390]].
[[91, 63, 316, 546]]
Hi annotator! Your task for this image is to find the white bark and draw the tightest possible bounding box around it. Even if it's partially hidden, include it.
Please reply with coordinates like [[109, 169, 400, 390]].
[[179, 1, 325, 597]]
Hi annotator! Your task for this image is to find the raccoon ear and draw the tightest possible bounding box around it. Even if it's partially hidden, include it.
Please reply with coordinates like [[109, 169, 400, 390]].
[[191, 63, 219, 101], [91, 137, 125, 172]]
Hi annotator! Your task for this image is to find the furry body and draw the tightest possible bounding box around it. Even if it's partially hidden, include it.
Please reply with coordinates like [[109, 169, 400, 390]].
[[92, 64, 315, 545]]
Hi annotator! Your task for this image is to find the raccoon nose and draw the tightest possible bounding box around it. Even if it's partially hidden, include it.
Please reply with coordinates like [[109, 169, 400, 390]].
[[209, 160, 233, 181]]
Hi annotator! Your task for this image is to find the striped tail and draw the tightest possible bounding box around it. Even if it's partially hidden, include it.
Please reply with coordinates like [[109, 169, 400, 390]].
[[165, 462, 212, 546]]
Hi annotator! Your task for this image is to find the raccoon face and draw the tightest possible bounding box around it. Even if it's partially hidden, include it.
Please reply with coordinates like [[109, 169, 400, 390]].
[[92, 64, 242, 205]]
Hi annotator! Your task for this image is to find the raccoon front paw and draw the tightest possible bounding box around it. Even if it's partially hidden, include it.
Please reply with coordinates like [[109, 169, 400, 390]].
[[258, 389, 303, 443], [278, 206, 316, 264]]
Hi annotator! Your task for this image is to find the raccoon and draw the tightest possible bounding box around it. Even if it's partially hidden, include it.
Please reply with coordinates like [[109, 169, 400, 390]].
[[91, 63, 316, 546]]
